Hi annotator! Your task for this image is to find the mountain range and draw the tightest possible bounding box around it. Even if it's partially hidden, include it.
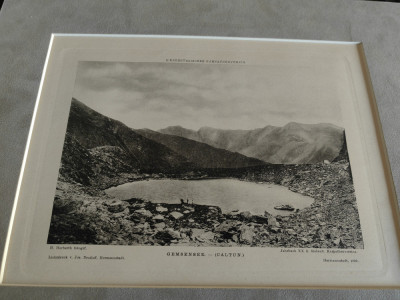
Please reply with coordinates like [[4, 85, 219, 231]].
[[60, 99, 266, 184], [134, 128, 265, 168], [59, 98, 346, 186], [159, 122, 344, 164]]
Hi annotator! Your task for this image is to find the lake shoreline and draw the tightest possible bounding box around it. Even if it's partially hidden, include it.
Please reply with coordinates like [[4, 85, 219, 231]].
[[49, 159, 363, 249], [105, 178, 313, 216]]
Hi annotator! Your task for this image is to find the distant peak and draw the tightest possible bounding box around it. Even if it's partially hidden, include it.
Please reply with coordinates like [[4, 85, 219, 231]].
[[159, 125, 183, 131], [158, 126, 199, 136], [198, 126, 217, 131], [284, 122, 301, 127], [283, 121, 343, 131]]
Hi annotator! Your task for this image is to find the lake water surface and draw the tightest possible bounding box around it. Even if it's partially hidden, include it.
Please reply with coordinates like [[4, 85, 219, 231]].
[[105, 179, 314, 216]]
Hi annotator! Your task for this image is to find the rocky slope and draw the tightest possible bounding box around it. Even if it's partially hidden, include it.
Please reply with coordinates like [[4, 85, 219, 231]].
[[67, 98, 195, 172], [159, 122, 344, 164]]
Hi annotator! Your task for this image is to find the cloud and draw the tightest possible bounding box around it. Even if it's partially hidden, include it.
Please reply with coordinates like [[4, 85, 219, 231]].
[[73, 61, 343, 130]]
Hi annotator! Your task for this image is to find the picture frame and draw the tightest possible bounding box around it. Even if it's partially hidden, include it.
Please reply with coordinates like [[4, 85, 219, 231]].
[[1, 34, 399, 288]]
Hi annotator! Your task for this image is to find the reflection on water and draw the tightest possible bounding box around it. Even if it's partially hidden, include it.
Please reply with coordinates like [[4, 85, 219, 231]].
[[105, 179, 314, 216]]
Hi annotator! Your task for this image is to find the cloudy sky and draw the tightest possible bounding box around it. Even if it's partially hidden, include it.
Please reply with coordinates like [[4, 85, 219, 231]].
[[72, 61, 343, 130]]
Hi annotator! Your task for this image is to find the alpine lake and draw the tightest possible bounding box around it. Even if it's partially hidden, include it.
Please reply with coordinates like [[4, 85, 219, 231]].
[[105, 179, 314, 216]]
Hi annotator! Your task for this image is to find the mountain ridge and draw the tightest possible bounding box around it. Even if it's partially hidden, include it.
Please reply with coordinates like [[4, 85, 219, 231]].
[[159, 122, 344, 164], [135, 128, 267, 169], [67, 98, 194, 171]]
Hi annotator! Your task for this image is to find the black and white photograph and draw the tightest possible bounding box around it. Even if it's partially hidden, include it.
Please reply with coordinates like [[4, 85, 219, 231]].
[[47, 61, 364, 249]]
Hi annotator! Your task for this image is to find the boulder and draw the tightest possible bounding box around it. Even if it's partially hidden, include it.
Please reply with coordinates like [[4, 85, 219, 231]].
[[154, 222, 166, 230], [270, 227, 280, 233], [153, 214, 165, 221], [135, 209, 152, 218], [165, 228, 181, 239], [154, 231, 174, 243], [214, 221, 236, 233], [214, 221, 237, 239], [251, 215, 268, 224], [169, 211, 184, 220], [132, 202, 146, 209], [240, 211, 252, 221], [156, 206, 168, 213], [268, 216, 278, 227], [239, 225, 255, 244], [191, 229, 215, 241], [137, 222, 150, 230]]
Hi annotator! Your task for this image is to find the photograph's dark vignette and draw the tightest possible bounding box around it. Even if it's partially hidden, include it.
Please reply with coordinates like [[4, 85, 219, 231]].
[[46, 61, 364, 249]]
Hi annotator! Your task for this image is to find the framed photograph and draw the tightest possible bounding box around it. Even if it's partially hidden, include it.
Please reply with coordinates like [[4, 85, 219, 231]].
[[1, 35, 399, 287]]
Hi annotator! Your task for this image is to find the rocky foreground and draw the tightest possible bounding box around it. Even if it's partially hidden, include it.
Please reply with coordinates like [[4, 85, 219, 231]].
[[48, 159, 363, 249]]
